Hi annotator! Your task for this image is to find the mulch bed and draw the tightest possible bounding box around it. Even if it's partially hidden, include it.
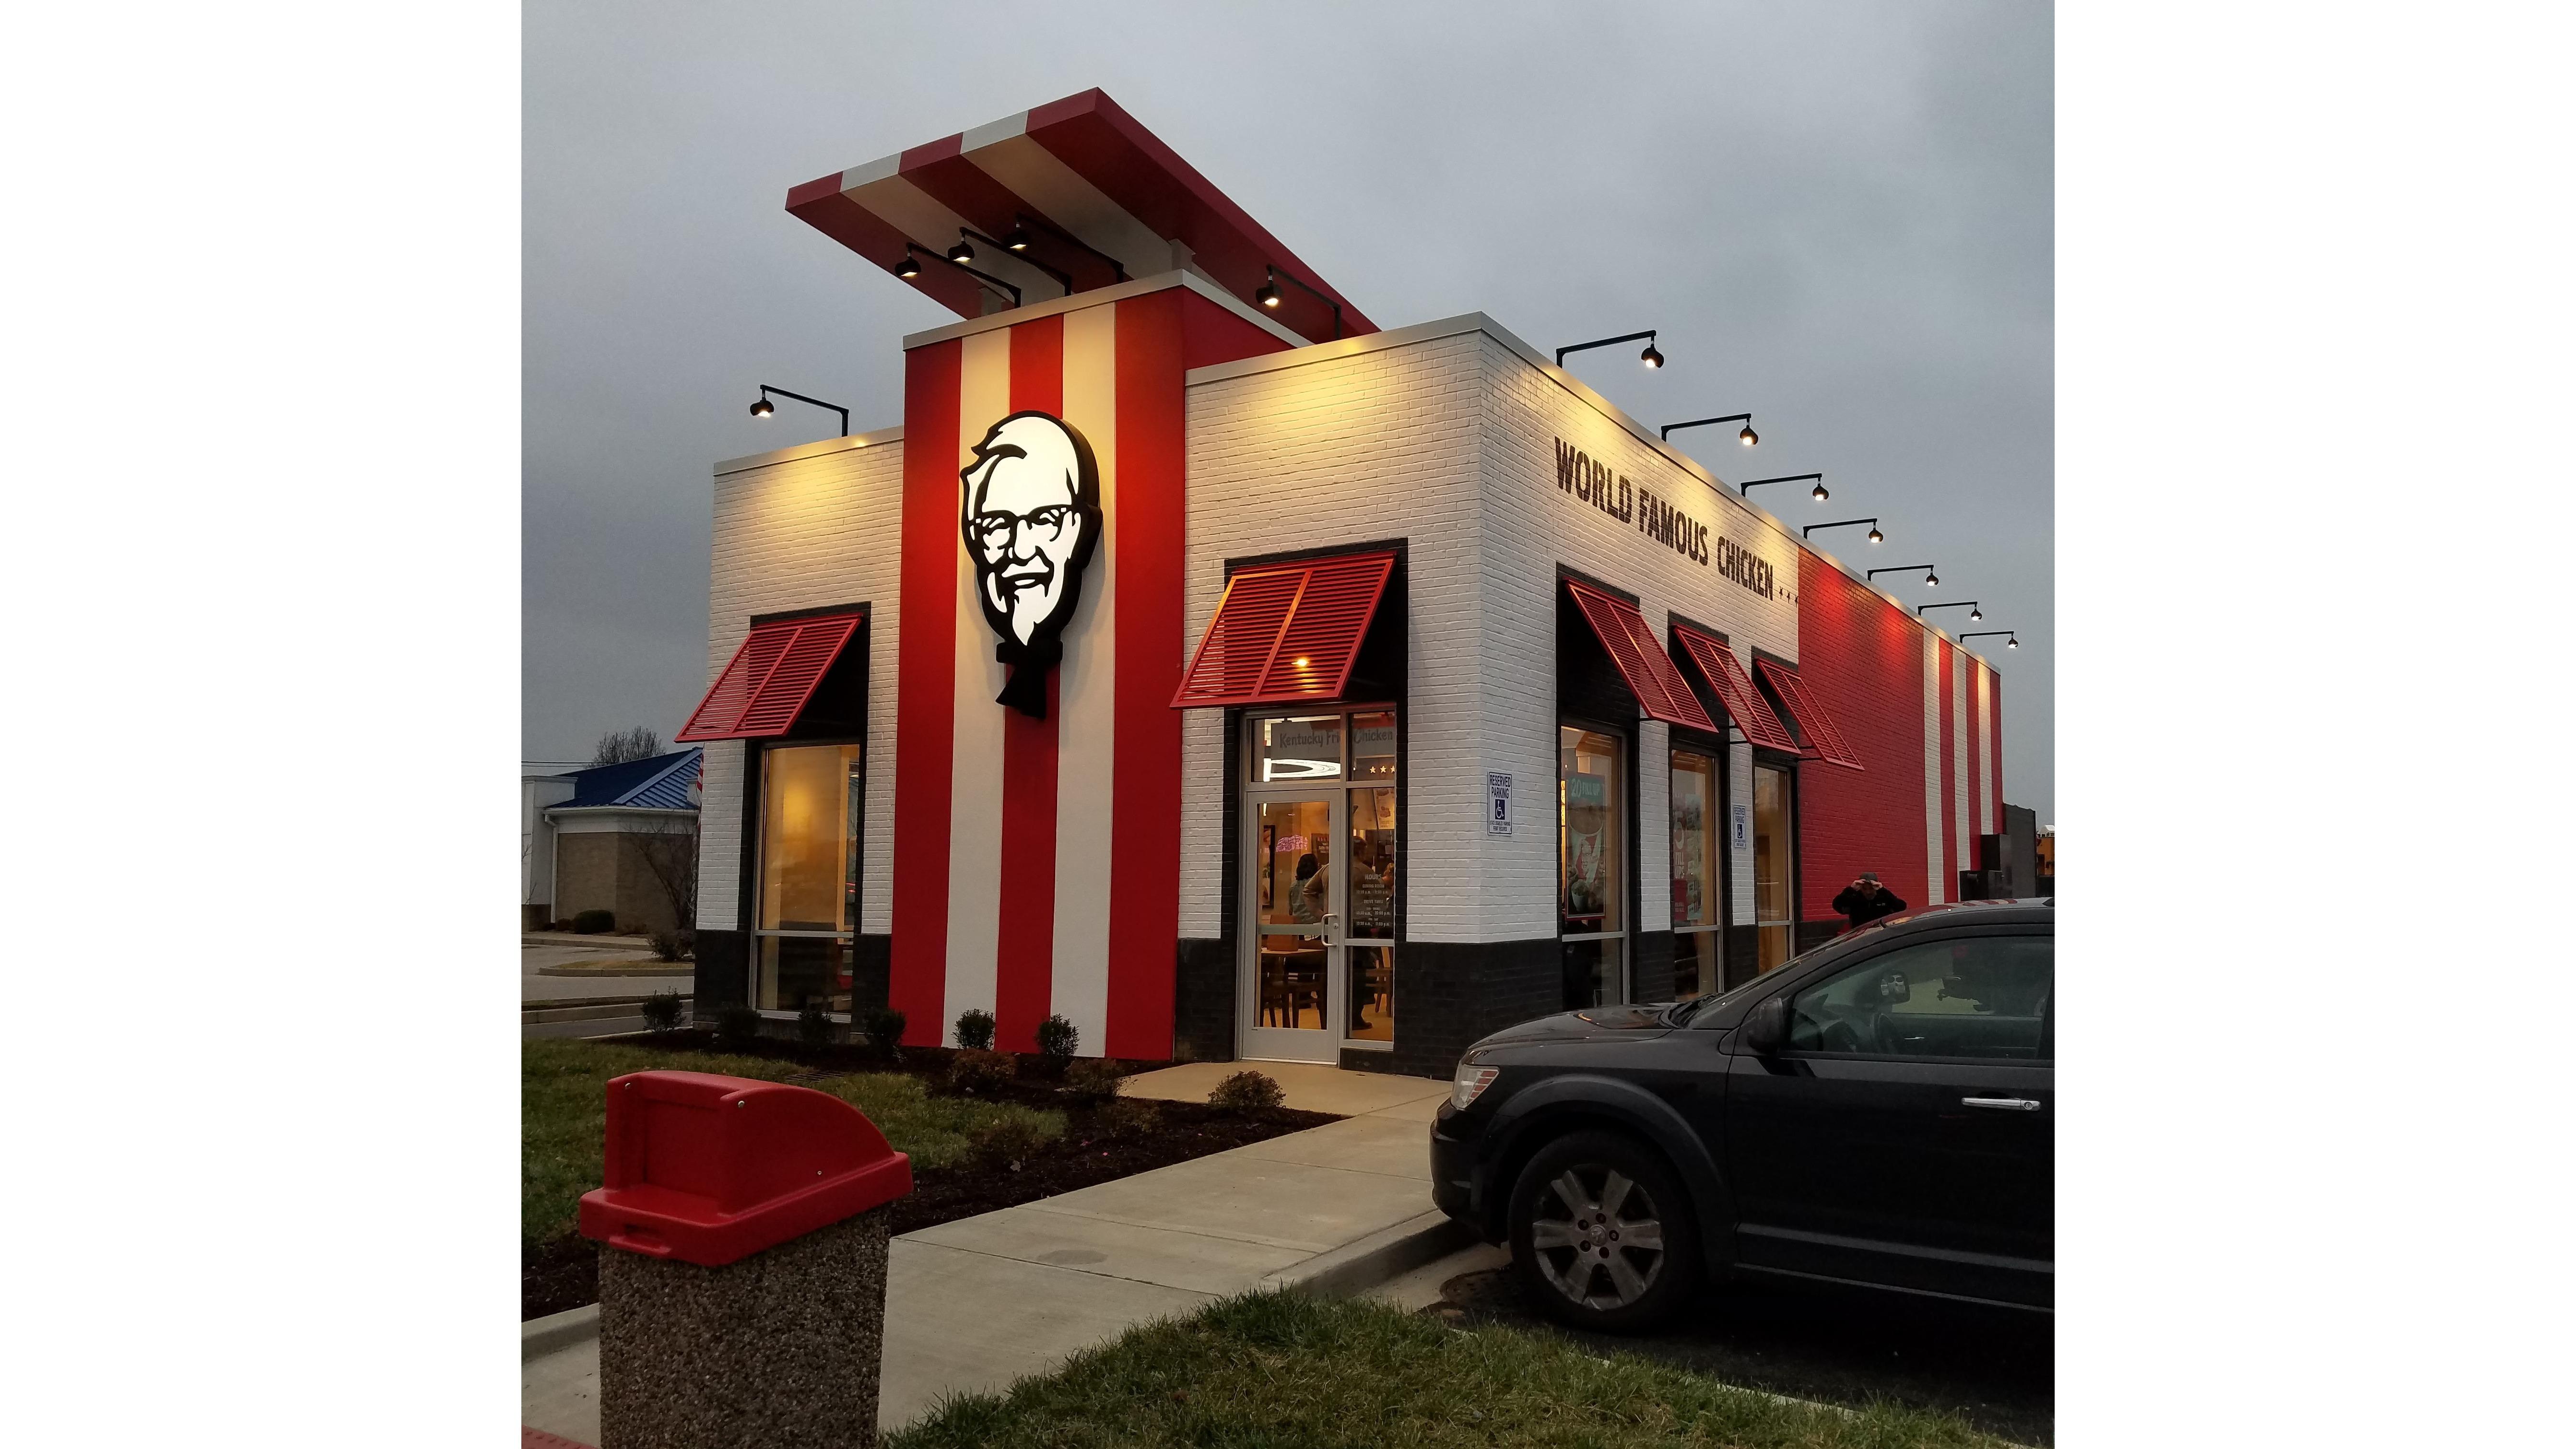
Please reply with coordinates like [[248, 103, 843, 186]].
[[523, 1033, 1339, 1320]]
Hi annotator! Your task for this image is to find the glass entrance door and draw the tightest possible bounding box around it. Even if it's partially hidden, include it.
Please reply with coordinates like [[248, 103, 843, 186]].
[[1243, 793, 1343, 1062]]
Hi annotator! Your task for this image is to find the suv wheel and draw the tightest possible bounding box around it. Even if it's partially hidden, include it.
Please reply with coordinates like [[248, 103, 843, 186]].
[[1506, 1130, 1699, 1332]]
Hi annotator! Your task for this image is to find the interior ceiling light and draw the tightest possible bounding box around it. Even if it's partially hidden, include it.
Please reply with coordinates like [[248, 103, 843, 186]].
[[947, 238, 975, 264], [894, 253, 921, 278]]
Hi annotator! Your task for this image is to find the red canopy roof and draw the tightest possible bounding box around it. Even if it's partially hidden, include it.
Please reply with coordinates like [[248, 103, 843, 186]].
[[1671, 625, 1801, 754], [675, 613, 863, 742], [1563, 578, 1714, 731], [786, 89, 1374, 346], [1171, 552, 1398, 709]]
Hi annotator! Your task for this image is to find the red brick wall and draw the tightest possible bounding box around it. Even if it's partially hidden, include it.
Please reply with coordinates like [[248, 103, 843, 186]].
[[1796, 554, 1931, 919]]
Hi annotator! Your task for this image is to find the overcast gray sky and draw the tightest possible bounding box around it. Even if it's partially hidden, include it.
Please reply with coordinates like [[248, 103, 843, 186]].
[[524, 0, 2052, 821]]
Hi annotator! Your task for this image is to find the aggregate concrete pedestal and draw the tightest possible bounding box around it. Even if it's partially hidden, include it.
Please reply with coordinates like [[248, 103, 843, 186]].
[[598, 1205, 892, 1449]]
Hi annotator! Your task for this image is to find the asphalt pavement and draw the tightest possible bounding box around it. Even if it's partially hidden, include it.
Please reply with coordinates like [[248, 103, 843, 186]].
[[522, 941, 691, 1038]]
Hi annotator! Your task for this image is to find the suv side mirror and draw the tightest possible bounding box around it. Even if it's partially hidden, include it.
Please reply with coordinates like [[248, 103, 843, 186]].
[[1739, 996, 1789, 1055]]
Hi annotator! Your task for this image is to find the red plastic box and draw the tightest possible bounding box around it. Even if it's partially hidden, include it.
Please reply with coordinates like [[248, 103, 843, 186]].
[[576, 1071, 913, 1267]]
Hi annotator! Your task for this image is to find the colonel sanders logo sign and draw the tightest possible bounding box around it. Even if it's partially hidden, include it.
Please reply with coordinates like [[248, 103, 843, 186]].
[[960, 411, 1103, 718]]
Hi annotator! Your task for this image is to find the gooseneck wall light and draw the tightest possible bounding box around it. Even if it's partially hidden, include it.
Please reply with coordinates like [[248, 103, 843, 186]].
[[1805, 518, 1882, 544], [748, 385, 850, 436], [1255, 265, 1343, 338], [1919, 601, 1984, 623], [893, 244, 1020, 308], [1741, 473, 1829, 502], [1868, 565, 1940, 588], [1556, 330, 1663, 369], [1661, 412, 1758, 447], [1960, 629, 2020, 650], [957, 227, 1071, 293], [1002, 212, 1129, 282]]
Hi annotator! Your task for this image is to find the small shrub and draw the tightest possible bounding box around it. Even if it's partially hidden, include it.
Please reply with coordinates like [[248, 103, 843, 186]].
[[969, 1115, 1053, 1172], [715, 1005, 764, 1051], [860, 1007, 907, 1060], [647, 928, 691, 963], [1063, 1057, 1124, 1103], [954, 1008, 997, 1051], [571, 908, 617, 935], [796, 1002, 838, 1048], [1035, 1013, 1080, 1060], [947, 1048, 1016, 1095], [640, 992, 684, 1033], [1096, 1097, 1161, 1138], [1208, 1070, 1285, 1113]]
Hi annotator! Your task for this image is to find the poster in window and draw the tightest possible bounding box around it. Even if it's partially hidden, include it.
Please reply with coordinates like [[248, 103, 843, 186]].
[[1259, 825, 1276, 909], [1563, 771, 1610, 925]]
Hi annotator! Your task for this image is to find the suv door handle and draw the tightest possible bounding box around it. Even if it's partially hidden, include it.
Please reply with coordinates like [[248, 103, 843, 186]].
[[1961, 1096, 2043, 1112]]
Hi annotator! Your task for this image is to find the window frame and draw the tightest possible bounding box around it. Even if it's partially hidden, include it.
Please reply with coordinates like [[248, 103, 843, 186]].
[[1773, 926, 2054, 1066], [746, 734, 868, 1019]]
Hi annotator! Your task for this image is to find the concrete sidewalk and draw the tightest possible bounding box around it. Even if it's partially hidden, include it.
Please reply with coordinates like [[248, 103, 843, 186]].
[[524, 1063, 1456, 1442]]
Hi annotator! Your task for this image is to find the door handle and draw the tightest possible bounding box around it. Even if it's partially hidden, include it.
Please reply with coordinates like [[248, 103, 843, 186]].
[[1961, 1096, 2043, 1112]]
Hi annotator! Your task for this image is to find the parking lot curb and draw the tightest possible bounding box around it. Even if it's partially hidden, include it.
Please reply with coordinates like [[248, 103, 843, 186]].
[[521, 1303, 599, 1362], [1261, 1209, 1473, 1300]]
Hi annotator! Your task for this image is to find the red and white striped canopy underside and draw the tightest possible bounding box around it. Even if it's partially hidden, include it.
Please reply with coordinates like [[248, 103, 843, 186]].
[[784, 88, 1374, 346]]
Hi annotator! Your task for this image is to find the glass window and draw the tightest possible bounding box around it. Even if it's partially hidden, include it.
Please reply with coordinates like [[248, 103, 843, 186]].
[[1670, 749, 1721, 998], [1753, 764, 1796, 972], [1787, 936, 2053, 1060], [1253, 715, 1343, 782], [1560, 725, 1625, 1007], [1351, 711, 1398, 783], [755, 742, 862, 1012], [1347, 787, 1397, 939]]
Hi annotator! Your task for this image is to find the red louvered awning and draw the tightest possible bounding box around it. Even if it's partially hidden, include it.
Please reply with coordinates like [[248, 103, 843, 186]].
[[675, 612, 864, 742], [1671, 625, 1802, 754], [1171, 551, 1398, 708], [1562, 579, 1714, 731], [1755, 659, 1865, 771]]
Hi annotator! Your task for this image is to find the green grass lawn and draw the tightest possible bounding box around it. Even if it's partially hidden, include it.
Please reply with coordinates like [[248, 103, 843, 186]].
[[890, 1292, 2015, 1449], [522, 1038, 1063, 1248]]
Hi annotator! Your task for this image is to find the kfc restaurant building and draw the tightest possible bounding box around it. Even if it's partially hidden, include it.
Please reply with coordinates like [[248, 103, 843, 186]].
[[682, 90, 2009, 1079]]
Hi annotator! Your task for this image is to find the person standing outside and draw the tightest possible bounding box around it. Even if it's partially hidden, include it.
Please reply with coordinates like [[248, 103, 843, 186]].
[[1832, 872, 1908, 931]]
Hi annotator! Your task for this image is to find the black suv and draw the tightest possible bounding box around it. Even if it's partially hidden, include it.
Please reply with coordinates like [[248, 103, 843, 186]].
[[1431, 899, 2051, 1331]]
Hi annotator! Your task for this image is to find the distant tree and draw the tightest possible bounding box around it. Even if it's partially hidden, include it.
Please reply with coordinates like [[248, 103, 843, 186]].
[[624, 815, 699, 942], [591, 726, 663, 766]]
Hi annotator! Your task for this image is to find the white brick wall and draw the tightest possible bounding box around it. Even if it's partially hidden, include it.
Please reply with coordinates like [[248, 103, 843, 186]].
[[1182, 318, 1802, 947], [695, 433, 906, 934]]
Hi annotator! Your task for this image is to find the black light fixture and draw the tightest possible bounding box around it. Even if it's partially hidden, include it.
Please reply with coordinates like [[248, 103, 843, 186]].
[[1740, 472, 1828, 503], [1919, 601, 1984, 623], [1960, 629, 2020, 650], [1660, 412, 1758, 447], [1556, 330, 1663, 370], [748, 384, 850, 436], [1254, 265, 1344, 339], [1804, 518, 1881, 543], [1007, 212, 1129, 282], [958, 227, 1070, 293], [1868, 564, 1939, 589], [902, 243, 1021, 308]]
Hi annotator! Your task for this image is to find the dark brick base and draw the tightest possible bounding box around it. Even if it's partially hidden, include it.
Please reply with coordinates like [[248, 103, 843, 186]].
[[1630, 930, 1676, 1004], [852, 934, 891, 1017], [1724, 926, 1759, 990], [1385, 937, 1560, 1079], [693, 930, 748, 1012], [1174, 937, 1234, 1063]]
